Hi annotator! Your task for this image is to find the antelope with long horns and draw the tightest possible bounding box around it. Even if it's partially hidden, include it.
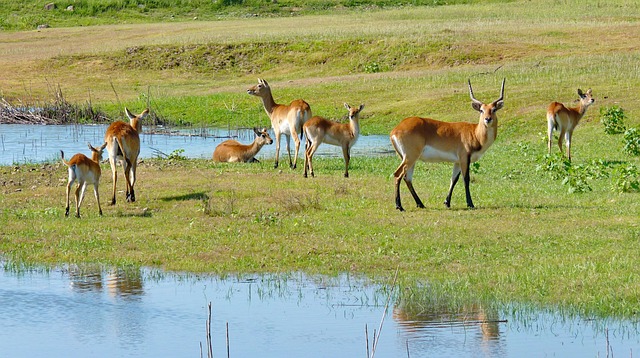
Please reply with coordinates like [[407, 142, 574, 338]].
[[60, 142, 107, 218], [213, 127, 273, 163], [247, 79, 312, 169], [390, 79, 505, 211], [547, 88, 594, 162], [104, 107, 149, 205], [303, 103, 365, 178]]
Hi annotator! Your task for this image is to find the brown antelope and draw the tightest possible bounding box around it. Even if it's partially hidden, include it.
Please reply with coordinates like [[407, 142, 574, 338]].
[[303, 103, 365, 178], [60, 142, 107, 218], [547, 88, 594, 161], [212, 127, 273, 163], [104, 107, 149, 205], [247, 78, 312, 169], [390, 79, 505, 211]]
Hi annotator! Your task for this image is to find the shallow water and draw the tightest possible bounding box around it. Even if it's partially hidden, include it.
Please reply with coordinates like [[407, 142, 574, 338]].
[[1, 264, 638, 357], [0, 124, 393, 165]]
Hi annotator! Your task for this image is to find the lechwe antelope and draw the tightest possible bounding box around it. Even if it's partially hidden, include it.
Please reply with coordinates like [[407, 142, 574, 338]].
[[303, 103, 365, 178], [104, 107, 149, 205], [212, 127, 273, 163], [390, 79, 505, 211], [547, 88, 595, 161], [247, 78, 312, 169], [60, 142, 107, 218]]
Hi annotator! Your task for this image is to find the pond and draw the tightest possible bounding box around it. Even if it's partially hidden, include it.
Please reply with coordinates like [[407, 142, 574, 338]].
[[0, 124, 394, 165], [1, 264, 638, 357]]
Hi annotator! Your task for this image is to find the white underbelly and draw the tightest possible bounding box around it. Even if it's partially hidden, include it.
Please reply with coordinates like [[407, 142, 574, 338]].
[[420, 146, 459, 163], [279, 121, 292, 136]]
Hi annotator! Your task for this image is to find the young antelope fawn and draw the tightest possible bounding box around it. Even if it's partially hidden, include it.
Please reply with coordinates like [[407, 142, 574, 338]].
[[213, 128, 273, 163], [60, 142, 107, 218], [303, 103, 365, 178], [547, 88, 594, 161]]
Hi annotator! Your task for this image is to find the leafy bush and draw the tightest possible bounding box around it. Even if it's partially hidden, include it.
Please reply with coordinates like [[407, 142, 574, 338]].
[[623, 128, 640, 156], [600, 105, 626, 135], [611, 164, 640, 193]]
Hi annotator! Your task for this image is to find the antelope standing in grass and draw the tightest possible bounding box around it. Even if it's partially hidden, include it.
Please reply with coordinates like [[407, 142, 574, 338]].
[[390, 79, 505, 211], [247, 78, 312, 169], [104, 107, 149, 205], [547, 88, 594, 162], [303, 103, 365, 178], [213, 127, 273, 163], [60, 142, 107, 218]]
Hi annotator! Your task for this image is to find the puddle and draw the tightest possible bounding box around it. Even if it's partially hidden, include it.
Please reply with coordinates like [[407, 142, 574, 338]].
[[1, 264, 638, 357], [0, 124, 393, 165]]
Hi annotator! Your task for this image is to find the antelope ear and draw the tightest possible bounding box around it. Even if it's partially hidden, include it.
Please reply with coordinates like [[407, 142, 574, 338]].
[[359, 104, 365, 111], [344, 103, 350, 110], [100, 142, 107, 151], [577, 89, 585, 97], [471, 102, 483, 112], [87, 142, 93, 150], [139, 108, 150, 119], [586, 88, 592, 95], [494, 100, 504, 111], [253, 127, 261, 136], [125, 107, 135, 120]]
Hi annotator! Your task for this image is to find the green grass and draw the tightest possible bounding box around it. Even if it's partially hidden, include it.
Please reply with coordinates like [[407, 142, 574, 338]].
[[0, 0, 504, 31], [1, 0, 640, 318]]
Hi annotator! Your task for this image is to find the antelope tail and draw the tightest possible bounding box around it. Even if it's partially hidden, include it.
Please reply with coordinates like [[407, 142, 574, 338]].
[[115, 136, 131, 166]]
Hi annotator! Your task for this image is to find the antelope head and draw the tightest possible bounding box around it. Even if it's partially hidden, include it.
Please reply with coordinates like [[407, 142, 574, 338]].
[[469, 78, 505, 126]]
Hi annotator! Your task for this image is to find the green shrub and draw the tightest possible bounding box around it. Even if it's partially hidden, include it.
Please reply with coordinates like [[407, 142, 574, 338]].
[[600, 105, 626, 135], [611, 164, 640, 193], [623, 127, 640, 156]]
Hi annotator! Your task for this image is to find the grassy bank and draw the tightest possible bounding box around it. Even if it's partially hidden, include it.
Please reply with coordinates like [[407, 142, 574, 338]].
[[2, 137, 639, 317]]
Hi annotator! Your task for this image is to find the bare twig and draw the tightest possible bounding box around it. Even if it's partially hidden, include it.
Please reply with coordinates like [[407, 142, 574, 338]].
[[370, 267, 400, 358], [207, 302, 213, 358]]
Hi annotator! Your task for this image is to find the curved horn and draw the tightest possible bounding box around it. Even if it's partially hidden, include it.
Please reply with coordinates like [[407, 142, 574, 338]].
[[492, 78, 506, 105], [468, 79, 483, 106]]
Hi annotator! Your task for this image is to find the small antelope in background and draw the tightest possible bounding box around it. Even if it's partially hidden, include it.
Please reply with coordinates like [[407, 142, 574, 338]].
[[390, 79, 505, 211], [547, 88, 594, 161], [303, 103, 365, 178], [104, 107, 149, 205], [247, 78, 312, 169], [60, 142, 107, 218], [212, 127, 273, 163]]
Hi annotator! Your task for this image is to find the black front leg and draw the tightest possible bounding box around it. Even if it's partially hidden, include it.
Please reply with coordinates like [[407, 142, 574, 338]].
[[463, 157, 474, 209]]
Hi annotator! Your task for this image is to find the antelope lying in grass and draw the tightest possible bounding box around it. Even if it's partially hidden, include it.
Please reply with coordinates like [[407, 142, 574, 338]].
[[247, 78, 312, 169], [303, 103, 365, 178], [212, 127, 273, 163], [390, 79, 505, 211], [60, 142, 107, 218], [547, 88, 595, 162], [104, 107, 149, 205]]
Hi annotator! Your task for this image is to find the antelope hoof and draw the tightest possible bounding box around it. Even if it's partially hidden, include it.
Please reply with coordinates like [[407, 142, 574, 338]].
[[396, 205, 405, 212], [344, 173, 349, 178], [273, 162, 279, 169], [303, 172, 308, 178], [65, 207, 70, 217], [444, 201, 451, 208], [75, 213, 80, 218], [417, 203, 425, 209]]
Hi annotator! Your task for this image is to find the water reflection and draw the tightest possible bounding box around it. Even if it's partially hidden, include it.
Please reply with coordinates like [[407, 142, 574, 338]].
[[68, 265, 144, 299], [1, 264, 639, 357]]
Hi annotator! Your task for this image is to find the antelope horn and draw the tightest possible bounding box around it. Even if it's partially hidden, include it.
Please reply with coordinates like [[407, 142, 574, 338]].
[[468, 79, 483, 106], [494, 78, 506, 104]]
